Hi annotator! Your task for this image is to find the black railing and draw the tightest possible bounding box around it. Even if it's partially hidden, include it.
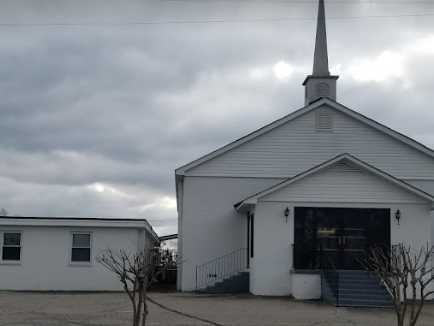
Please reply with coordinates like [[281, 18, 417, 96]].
[[291, 244, 340, 304], [195, 248, 248, 291], [321, 265, 340, 305]]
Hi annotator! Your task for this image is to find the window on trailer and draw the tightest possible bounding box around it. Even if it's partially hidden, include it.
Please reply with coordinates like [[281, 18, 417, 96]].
[[71, 232, 92, 263], [2, 232, 21, 261]]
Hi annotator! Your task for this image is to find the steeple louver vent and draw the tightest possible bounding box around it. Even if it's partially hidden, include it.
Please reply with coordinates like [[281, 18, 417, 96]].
[[316, 109, 333, 130]]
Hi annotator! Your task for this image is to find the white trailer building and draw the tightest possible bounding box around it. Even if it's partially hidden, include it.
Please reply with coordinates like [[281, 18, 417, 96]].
[[0, 217, 158, 291]]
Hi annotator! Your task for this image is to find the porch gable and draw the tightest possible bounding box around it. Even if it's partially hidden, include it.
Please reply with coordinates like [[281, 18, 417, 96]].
[[236, 154, 434, 210]]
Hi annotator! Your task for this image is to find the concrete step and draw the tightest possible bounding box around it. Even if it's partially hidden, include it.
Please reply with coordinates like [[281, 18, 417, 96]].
[[336, 270, 376, 275], [339, 293, 392, 301], [338, 276, 380, 280], [340, 278, 381, 285], [329, 282, 384, 291], [323, 270, 392, 308], [339, 288, 389, 296], [200, 271, 249, 294], [338, 299, 393, 308]]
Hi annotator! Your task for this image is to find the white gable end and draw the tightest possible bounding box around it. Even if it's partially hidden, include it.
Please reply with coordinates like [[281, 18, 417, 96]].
[[185, 104, 434, 179], [260, 161, 427, 204]]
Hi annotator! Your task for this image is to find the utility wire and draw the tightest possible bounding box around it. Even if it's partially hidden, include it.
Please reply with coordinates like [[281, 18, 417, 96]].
[[0, 12, 433, 27], [160, 0, 434, 3]]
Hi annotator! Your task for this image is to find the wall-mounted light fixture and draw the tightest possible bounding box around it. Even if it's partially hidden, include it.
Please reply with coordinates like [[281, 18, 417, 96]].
[[284, 207, 290, 223], [395, 209, 401, 225]]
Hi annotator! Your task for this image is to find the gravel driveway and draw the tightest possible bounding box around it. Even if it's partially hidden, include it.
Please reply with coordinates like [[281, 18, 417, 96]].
[[0, 291, 433, 326]]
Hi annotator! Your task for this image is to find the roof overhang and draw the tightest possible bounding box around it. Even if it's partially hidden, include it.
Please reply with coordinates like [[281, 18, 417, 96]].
[[0, 217, 160, 242], [234, 153, 434, 211], [302, 75, 339, 85], [234, 199, 256, 214], [159, 233, 178, 241]]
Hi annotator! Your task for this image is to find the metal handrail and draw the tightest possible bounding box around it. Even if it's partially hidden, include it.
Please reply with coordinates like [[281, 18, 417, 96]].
[[318, 247, 340, 305], [196, 248, 247, 269], [195, 248, 248, 290]]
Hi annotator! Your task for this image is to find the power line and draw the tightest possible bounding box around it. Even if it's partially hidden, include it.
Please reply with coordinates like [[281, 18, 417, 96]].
[[0, 12, 433, 27], [160, 0, 434, 3]]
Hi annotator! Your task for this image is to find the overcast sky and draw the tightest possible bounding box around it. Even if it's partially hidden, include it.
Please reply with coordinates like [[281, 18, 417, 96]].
[[0, 0, 433, 235]]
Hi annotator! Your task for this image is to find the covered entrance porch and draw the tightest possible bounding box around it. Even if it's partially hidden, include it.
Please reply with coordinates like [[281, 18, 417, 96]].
[[293, 207, 391, 270], [234, 154, 434, 299]]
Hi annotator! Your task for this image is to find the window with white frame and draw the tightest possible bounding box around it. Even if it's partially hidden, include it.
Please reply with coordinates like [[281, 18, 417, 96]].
[[71, 232, 91, 263], [2, 232, 21, 261]]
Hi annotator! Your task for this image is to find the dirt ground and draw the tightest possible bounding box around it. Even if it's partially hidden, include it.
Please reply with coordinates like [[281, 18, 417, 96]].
[[0, 291, 433, 326]]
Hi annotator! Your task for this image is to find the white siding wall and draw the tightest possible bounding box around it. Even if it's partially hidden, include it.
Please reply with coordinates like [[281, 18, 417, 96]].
[[180, 176, 280, 291], [251, 163, 432, 297], [186, 105, 434, 180], [0, 226, 142, 291], [262, 163, 425, 204], [406, 180, 434, 197]]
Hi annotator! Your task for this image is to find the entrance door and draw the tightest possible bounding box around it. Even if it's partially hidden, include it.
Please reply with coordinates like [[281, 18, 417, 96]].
[[294, 207, 390, 270]]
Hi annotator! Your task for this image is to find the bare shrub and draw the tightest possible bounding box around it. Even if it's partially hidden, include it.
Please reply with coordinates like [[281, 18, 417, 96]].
[[364, 244, 434, 326], [97, 248, 159, 326]]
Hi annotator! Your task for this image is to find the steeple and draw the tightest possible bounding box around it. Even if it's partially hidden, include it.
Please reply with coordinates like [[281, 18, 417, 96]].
[[313, 0, 329, 76], [303, 0, 338, 105]]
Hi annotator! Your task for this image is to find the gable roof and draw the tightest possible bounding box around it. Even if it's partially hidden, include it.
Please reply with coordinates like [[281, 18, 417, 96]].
[[176, 98, 434, 176], [234, 153, 434, 211]]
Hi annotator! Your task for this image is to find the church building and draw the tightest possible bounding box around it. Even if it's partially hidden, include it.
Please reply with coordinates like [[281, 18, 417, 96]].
[[175, 0, 434, 306]]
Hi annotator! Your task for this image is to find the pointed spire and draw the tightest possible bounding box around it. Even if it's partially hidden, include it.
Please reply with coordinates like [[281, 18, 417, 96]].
[[313, 0, 329, 76], [302, 0, 338, 105]]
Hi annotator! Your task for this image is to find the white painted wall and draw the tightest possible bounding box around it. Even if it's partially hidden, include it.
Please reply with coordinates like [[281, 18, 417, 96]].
[[186, 105, 434, 179], [291, 274, 321, 300], [250, 202, 291, 296], [250, 162, 432, 297], [0, 226, 144, 291], [180, 176, 280, 291]]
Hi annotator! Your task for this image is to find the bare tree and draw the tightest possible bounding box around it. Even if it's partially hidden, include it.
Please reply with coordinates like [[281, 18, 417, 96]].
[[364, 244, 434, 326], [97, 248, 159, 326], [98, 248, 225, 326]]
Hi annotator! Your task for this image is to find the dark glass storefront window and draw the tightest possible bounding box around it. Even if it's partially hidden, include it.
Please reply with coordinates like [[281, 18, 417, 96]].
[[294, 207, 390, 270]]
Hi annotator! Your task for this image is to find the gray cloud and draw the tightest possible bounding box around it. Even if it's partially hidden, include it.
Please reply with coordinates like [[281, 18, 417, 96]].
[[0, 1, 433, 234]]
